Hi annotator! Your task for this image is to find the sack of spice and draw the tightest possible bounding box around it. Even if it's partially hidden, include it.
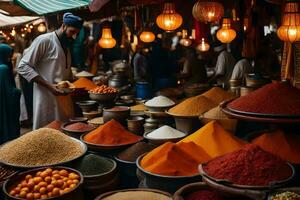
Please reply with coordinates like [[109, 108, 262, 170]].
[[252, 129, 300, 164], [83, 119, 142, 145], [203, 144, 293, 186], [169, 95, 216, 116], [179, 121, 245, 158]]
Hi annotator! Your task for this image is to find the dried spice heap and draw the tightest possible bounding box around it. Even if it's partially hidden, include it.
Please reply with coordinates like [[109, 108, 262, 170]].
[[73, 77, 97, 90], [169, 95, 216, 116], [252, 129, 300, 164], [65, 122, 94, 132], [228, 82, 300, 115], [203, 144, 293, 186], [83, 119, 142, 145], [0, 128, 85, 167], [202, 87, 235, 105], [185, 190, 222, 200]]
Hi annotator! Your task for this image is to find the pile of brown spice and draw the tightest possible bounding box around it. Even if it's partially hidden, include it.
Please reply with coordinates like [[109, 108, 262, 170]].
[[169, 95, 216, 116], [65, 122, 94, 132], [202, 87, 235, 105], [0, 128, 85, 167], [203, 106, 229, 119]]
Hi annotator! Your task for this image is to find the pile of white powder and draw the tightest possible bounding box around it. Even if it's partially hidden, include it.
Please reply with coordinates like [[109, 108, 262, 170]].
[[147, 125, 186, 139], [145, 96, 175, 107]]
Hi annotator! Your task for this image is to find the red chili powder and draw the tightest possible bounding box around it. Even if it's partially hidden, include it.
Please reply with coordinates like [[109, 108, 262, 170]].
[[203, 144, 293, 186], [228, 82, 300, 115], [65, 122, 94, 132], [45, 120, 63, 131], [185, 190, 222, 200]]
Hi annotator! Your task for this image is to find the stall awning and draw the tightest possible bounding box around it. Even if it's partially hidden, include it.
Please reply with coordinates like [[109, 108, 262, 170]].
[[0, 13, 39, 27], [14, 0, 92, 15]]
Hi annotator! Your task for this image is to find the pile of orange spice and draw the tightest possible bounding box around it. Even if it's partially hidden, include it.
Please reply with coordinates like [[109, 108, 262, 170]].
[[83, 119, 142, 145], [73, 78, 97, 91], [141, 121, 245, 176]]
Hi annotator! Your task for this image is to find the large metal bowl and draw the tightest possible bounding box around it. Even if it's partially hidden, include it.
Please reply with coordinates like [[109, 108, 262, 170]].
[[89, 92, 117, 102], [76, 100, 98, 112]]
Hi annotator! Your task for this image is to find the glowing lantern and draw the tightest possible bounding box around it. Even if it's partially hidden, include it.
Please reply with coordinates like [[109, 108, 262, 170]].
[[139, 31, 155, 43], [180, 29, 192, 46], [192, 1, 224, 23], [216, 18, 236, 43], [98, 28, 116, 49], [10, 29, 16, 36], [277, 1, 300, 43], [197, 38, 210, 52], [37, 23, 46, 33], [156, 2, 183, 31]]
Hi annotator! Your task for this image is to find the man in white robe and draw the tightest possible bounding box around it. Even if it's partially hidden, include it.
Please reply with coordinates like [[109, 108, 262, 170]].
[[209, 44, 236, 88], [17, 13, 83, 129]]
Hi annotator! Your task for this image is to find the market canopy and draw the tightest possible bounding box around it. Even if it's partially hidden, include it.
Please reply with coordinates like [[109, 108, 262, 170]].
[[14, 0, 92, 15], [0, 13, 39, 27]]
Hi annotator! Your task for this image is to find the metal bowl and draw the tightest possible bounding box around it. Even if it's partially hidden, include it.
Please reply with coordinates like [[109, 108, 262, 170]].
[[89, 92, 117, 102], [136, 154, 202, 193], [61, 122, 95, 139], [76, 100, 98, 112], [120, 95, 135, 100]]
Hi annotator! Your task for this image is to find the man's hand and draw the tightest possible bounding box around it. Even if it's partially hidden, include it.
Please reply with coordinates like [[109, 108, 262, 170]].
[[32, 76, 67, 96], [49, 86, 67, 96]]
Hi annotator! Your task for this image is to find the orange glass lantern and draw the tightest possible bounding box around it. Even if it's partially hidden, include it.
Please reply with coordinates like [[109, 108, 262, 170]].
[[216, 18, 236, 43], [277, 1, 300, 43], [139, 31, 155, 43], [156, 2, 183, 31], [98, 28, 116, 48], [197, 38, 210, 52], [192, 1, 224, 23]]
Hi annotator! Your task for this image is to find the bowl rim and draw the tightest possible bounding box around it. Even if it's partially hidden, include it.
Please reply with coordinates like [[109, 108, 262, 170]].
[[95, 188, 173, 200], [136, 153, 202, 179], [3, 166, 84, 200], [78, 154, 118, 178], [76, 100, 98, 105], [80, 133, 144, 148], [69, 117, 89, 122], [0, 138, 87, 169], [114, 155, 136, 165], [144, 102, 176, 108], [103, 106, 130, 112], [61, 122, 96, 134]]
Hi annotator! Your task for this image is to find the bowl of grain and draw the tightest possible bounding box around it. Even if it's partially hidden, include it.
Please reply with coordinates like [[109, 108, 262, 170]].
[[95, 188, 172, 200], [0, 128, 87, 168]]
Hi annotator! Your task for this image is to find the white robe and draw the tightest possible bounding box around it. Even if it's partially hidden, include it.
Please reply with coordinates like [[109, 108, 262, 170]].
[[17, 32, 74, 129]]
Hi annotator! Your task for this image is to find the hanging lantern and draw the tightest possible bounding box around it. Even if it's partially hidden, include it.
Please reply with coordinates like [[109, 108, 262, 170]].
[[156, 2, 183, 31], [192, 1, 224, 23], [139, 31, 155, 43], [216, 18, 236, 43], [197, 38, 210, 52], [10, 29, 16, 36], [37, 23, 46, 33], [277, 1, 300, 43], [98, 28, 116, 49]]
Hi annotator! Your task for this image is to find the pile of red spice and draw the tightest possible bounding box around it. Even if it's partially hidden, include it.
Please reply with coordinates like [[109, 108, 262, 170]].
[[107, 106, 129, 111], [65, 122, 94, 132], [83, 119, 142, 145], [228, 82, 300, 115], [203, 144, 293, 186], [185, 190, 222, 200], [44, 120, 63, 131]]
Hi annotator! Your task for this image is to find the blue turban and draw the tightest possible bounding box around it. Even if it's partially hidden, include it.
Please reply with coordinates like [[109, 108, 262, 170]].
[[63, 12, 83, 29]]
